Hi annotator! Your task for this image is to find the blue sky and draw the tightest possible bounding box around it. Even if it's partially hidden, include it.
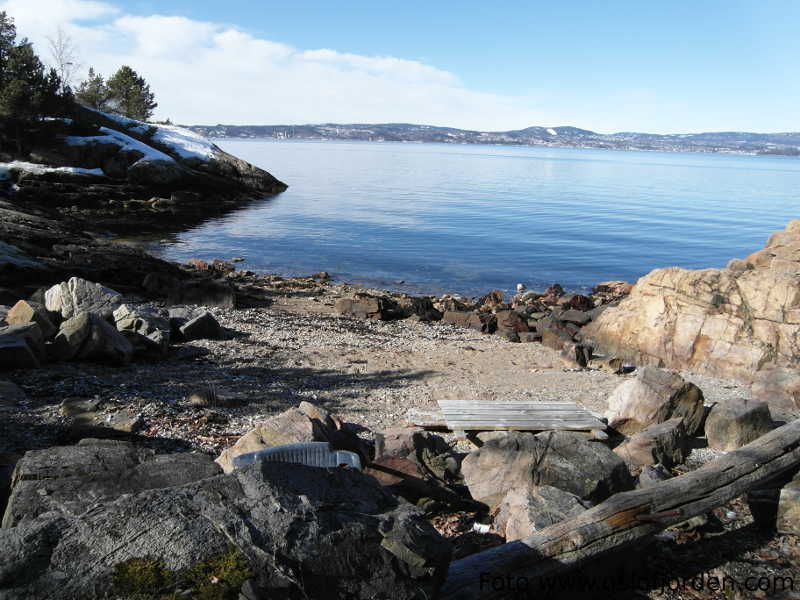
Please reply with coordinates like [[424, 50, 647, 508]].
[[3, 0, 798, 132]]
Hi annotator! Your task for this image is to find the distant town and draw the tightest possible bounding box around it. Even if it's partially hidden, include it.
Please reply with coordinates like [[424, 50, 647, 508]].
[[186, 123, 800, 156]]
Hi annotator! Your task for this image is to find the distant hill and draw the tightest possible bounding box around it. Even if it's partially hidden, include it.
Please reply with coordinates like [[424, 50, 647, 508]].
[[185, 122, 800, 156]]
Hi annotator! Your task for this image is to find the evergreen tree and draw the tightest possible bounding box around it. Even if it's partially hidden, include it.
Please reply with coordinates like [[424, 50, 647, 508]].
[[75, 67, 109, 110], [0, 11, 70, 153], [106, 65, 157, 121]]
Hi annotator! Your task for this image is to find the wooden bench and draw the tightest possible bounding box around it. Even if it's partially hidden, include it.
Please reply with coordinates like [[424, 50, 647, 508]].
[[408, 400, 607, 441]]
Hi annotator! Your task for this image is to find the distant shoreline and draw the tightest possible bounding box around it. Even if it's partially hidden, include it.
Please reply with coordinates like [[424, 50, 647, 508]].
[[186, 123, 800, 157]]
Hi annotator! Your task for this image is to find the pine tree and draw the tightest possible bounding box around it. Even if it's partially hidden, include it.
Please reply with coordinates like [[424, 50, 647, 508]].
[[76, 67, 109, 110], [106, 65, 157, 121]]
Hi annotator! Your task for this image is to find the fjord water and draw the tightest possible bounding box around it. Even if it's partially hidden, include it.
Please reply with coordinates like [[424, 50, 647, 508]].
[[160, 140, 800, 297]]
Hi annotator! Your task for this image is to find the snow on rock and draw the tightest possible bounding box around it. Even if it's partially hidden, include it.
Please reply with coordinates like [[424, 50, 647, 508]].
[[151, 125, 220, 161], [0, 161, 106, 177], [65, 127, 175, 166], [547, 128, 558, 136], [80, 106, 219, 163]]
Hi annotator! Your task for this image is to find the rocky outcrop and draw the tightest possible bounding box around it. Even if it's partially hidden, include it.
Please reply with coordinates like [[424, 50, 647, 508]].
[[461, 431, 634, 506], [583, 220, 800, 408], [0, 459, 450, 600], [2, 438, 220, 528]]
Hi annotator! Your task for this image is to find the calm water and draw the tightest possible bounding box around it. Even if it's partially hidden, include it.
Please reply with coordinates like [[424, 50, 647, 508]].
[[158, 140, 800, 297]]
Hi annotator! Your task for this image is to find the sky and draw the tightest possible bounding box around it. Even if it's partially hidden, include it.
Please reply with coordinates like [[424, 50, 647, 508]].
[[1, 0, 798, 133]]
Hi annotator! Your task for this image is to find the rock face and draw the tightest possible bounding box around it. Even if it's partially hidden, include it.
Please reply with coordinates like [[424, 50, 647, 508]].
[[613, 418, 689, 470], [605, 367, 705, 436], [2, 438, 220, 528], [704, 398, 773, 451], [44, 276, 122, 320], [583, 220, 800, 409], [461, 431, 634, 506], [215, 402, 366, 473], [494, 485, 589, 541], [0, 460, 450, 600]]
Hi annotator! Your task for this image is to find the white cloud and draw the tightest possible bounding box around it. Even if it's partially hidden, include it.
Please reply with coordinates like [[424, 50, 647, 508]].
[[0, 0, 561, 129]]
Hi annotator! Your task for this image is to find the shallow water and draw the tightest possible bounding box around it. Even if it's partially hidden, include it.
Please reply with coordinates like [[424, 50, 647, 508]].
[[157, 140, 800, 297]]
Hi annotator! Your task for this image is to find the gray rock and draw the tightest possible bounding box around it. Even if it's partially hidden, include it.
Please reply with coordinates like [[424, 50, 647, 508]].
[[560, 309, 592, 325], [179, 311, 221, 341], [495, 485, 590, 541], [0, 323, 44, 369], [53, 312, 133, 365], [614, 418, 689, 470], [0, 461, 450, 600], [605, 367, 705, 436], [705, 397, 773, 451], [2, 439, 220, 528], [373, 427, 458, 482], [5, 300, 56, 339], [113, 304, 171, 355], [59, 398, 144, 434], [637, 464, 673, 488], [44, 277, 122, 320], [461, 430, 634, 506]]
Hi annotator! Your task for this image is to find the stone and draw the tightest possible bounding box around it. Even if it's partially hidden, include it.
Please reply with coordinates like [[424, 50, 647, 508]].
[[494, 485, 589, 541], [461, 431, 634, 506], [605, 367, 705, 436], [776, 477, 800, 535], [0, 379, 26, 409], [0, 329, 40, 369], [179, 311, 222, 341], [561, 342, 593, 368], [215, 402, 365, 473], [441, 311, 497, 334], [637, 463, 673, 488], [334, 294, 402, 320], [59, 398, 145, 434], [614, 418, 689, 470], [373, 427, 458, 483], [582, 221, 800, 409], [2, 439, 222, 528], [518, 331, 541, 343], [704, 397, 773, 451], [167, 278, 236, 308], [54, 312, 133, 365], [44, 277, 122, 320], [568, 294, 594, 312], [5, 300, 56, 338], [751, 368, 800, 409], [113, 304, 171, 355], [0, 461, 449, 599], [494, 310, 529, 333], [396, 296, 442, 322]]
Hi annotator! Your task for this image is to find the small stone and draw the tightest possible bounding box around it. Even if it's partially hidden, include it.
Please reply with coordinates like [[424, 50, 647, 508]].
[[705, 398, 773, 451]]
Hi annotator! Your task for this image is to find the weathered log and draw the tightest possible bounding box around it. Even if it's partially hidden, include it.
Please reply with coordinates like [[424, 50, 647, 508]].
[[441, 418, 800, 599]]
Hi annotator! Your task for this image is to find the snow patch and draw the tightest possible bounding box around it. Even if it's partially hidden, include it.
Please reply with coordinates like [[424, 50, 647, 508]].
[[152, 125, 219, 161], [82, 106, 150, 135], [547, 128, 558, 136], [1, 161, 106, 177], [65, 127, 175, 166]]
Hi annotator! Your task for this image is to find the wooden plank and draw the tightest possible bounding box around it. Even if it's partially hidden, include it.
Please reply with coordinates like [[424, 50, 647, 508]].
[[440, 418, 800, 600]]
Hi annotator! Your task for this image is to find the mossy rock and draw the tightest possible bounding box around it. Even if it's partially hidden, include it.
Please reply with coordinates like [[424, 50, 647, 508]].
[[112, 547, 252, 600]]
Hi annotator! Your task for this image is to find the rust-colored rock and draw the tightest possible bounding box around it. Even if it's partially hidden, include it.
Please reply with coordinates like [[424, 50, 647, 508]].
[[583, 220, 800, 409]]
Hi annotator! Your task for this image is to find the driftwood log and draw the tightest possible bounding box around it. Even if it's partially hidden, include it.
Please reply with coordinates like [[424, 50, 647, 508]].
[[441, 418, 800, 599]]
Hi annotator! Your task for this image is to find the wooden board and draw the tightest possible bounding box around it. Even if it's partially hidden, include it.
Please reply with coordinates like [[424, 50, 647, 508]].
[[408, 400, 606, 433]]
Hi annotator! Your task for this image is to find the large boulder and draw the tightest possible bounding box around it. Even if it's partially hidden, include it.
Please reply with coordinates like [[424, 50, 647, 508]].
[[53, 311, 134, 365], [704, 397, 774, 451], [44, 277, 122, 320], [0, 460, 450, 600], [583, 220, 800, 409], [461, 431, 634, 506], [215, 402, 367, 473], [613, 418, 689, 470], [2, 438, 220, 528], [494, 485, 589, 541], [605, 367, 705, 436], [0, 323, 43, 369]]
